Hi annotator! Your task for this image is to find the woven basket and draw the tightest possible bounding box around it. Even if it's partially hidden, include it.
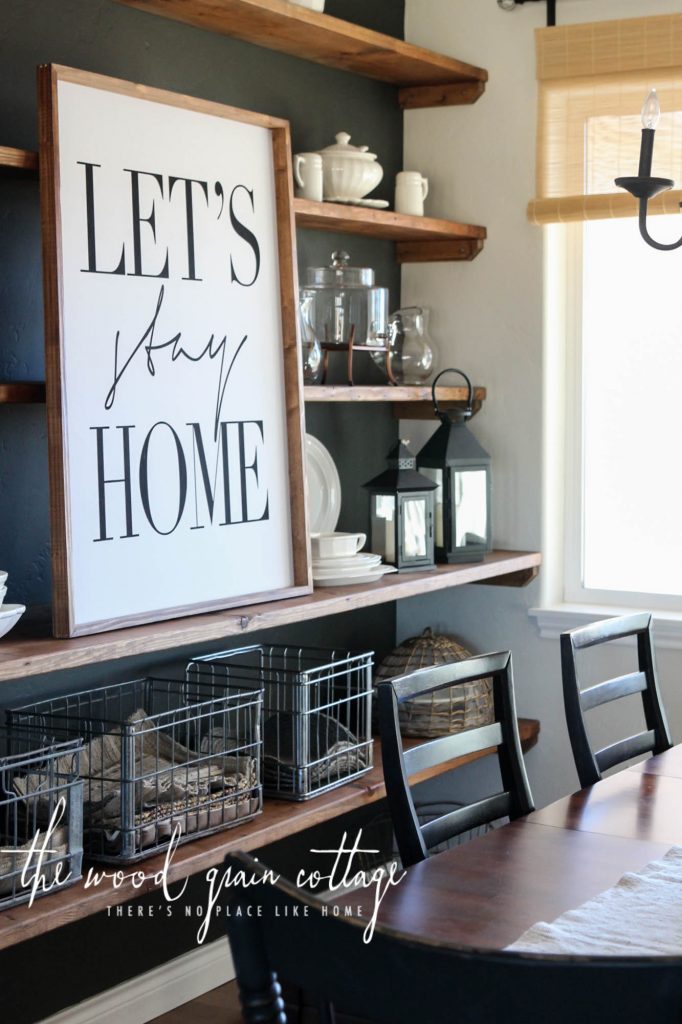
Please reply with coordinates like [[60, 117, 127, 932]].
[[374, 628, 494, 738]]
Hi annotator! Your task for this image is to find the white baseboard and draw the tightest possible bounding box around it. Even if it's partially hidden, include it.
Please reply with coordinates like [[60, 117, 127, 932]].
[[39, 937, 235, 1024]]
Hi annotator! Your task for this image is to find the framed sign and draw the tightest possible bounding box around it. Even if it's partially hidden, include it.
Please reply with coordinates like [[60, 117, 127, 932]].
[[38, 64, 311, 638]]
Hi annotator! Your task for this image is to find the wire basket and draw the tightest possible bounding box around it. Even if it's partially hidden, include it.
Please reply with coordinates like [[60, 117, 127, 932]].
[[8, 676, 263, 864], [0, 728, 83, 909], [189, 645, 374, 801]]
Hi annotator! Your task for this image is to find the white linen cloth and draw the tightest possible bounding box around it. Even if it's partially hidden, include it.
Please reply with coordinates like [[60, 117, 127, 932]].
[[507, 845, 682, 955]]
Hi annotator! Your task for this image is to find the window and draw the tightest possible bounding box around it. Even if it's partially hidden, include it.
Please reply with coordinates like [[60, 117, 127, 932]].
[[558, 217, 682, 612], [529, 15, 682, 626]]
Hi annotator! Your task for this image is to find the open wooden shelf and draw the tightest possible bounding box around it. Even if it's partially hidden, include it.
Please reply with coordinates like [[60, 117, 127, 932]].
[[0, 146, 38, 172], [0, 152, 487, 264], [0, 382, 46, 404], [0, 552, 540, 683], [0, 720, 539, 951], [115, 0, 488, 109], [304, 384, 486, 420], [294, 198, 486, 262], [0, 381, 486, 421]]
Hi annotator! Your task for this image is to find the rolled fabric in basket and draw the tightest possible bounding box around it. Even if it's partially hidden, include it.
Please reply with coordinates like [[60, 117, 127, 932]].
[[263, 713, 366, 788], [14, 710, 258, 834]]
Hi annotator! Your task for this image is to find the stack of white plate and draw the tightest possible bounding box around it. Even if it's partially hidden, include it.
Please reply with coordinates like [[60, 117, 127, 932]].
[[305, 436, 397, 587], [313, 553, 397, 587], [0, 571, 25, 639], [311, 541, 397, 588]]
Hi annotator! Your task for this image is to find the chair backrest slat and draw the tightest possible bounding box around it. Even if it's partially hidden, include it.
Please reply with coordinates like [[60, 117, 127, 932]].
[[378, 650, 534, 868], [391, 653, 506, 703], [595, 731, 656, 775], [580, 671, 646, 711], [403, 722, 503, 777], [421, 792, 511, 850], [561, 613, 672, 788], [568, 611, 652, 649]]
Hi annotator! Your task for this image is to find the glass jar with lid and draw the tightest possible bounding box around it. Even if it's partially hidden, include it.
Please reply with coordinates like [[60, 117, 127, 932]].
[[302, 250, 391, 352]]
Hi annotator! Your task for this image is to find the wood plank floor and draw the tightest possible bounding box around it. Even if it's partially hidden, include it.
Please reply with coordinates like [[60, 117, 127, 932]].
[[151, 981, 241, 1023]]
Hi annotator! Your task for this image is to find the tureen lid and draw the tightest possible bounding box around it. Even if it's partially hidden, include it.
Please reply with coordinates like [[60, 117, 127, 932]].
[[306, 250, 375, 288], [320, 131, 378, 162]]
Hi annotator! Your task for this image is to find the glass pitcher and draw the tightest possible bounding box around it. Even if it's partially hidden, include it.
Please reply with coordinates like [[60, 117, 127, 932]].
[[299, 289, 324, 384], [379, 306, 437, 385]]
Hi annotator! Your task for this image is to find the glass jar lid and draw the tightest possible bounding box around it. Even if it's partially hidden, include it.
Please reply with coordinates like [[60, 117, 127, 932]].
[[305, 250, 375, 288]]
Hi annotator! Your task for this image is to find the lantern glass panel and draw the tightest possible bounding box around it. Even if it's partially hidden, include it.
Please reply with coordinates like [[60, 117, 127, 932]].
[[420, 468, 443, 548], [371, 494, 396, 562], [453, 469, 488, 548], [402, 496, 428, 560]]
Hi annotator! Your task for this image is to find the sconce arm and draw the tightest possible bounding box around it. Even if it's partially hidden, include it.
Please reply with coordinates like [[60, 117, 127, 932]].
[[615, 175, 682, 251], [637, 196, 682, 251]]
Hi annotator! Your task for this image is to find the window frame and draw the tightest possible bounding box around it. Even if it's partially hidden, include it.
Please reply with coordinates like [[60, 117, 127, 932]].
[[552, 219, 682, 616]]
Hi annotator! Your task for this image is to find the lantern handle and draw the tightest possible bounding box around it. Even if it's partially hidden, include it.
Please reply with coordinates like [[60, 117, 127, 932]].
[[431, 368, 473, 420]]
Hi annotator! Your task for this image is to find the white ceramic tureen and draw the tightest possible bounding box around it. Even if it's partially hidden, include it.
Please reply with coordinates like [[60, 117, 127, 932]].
[[320, 132, 384, 201]]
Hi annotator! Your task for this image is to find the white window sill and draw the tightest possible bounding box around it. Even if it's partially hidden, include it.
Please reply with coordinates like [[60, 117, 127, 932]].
[[529, 605, 682, 651]]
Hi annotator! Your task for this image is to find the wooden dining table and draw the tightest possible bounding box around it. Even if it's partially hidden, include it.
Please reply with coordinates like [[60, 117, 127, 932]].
[[346, 744, 682, 949]]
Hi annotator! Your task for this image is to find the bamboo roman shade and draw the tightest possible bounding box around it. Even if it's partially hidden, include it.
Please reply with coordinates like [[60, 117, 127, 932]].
[[529, 14, 682, 224]]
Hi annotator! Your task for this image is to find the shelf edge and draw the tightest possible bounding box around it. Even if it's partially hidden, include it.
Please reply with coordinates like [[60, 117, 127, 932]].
[[114, 0, 488, 99], [0, 552, 541, 682], [0, 146, 38, 172], [0, 382, 47, 403]]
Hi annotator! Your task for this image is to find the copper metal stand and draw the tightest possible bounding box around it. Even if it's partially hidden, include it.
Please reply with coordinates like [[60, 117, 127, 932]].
[[320, 326, 396, 385]]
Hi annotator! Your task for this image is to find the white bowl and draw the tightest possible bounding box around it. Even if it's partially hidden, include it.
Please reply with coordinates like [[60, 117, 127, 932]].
[[0, 585, 6, 605], [310, 531, 366, 560], [0, 570, 7, 588], [0, 604, 25, 640]]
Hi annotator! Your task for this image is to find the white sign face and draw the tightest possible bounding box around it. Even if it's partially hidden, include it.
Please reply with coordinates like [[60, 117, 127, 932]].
[[41, 68, 309, 636]]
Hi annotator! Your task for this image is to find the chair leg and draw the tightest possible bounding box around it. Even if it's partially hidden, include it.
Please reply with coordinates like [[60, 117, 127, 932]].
[[239, 976, 287, 1023], [317, 1000, 336, 1024]]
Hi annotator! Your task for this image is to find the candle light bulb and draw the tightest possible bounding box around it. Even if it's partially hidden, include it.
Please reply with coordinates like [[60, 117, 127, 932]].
[[641, 89, 661, 130]]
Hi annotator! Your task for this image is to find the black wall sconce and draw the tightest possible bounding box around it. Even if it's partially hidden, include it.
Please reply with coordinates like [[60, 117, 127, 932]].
[[497, 0, 556, 28], [615, 89, 682, 252]]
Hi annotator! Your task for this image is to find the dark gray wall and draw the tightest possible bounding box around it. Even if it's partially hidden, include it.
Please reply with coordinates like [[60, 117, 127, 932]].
[[0, 0, 404, 608], [0, 1, 403, 1018]]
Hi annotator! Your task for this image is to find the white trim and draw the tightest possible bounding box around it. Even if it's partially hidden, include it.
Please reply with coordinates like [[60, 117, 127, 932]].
[[560, 222, 585, 608], [530, 605, 682, 650], [39, 937, 234, 1024], [540, 223, 569, 608]]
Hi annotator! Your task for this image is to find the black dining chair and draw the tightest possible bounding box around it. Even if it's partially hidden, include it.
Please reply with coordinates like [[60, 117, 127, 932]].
[[377, 650, 534, 869], [224, 850, 682, 1024], [561, 612, 672, 788]]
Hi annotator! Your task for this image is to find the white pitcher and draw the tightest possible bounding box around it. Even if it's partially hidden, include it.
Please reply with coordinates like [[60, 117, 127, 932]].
[[294, 152, 324, 202], [395, 171, 429, 216]]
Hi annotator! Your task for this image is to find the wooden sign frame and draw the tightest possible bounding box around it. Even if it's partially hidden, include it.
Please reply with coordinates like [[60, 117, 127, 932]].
[[38, 64, 311, 638]]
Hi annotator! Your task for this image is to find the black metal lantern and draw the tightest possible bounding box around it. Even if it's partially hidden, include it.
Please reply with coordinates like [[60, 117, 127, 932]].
[[417, 368, 492, 564], [363, 440, 437, 573]]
